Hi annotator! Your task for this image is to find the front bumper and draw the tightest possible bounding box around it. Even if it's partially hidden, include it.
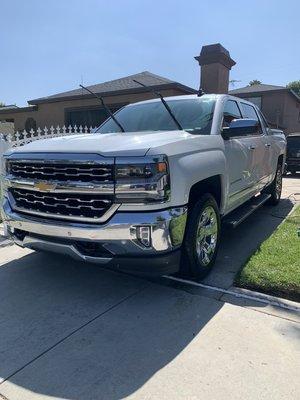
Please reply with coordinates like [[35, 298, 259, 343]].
[[1, 199, 187, 275]]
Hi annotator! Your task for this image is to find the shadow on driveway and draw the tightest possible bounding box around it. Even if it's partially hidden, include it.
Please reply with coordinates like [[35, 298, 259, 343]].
[[0, 250, 223, 399], [0, 190, 297, 399]]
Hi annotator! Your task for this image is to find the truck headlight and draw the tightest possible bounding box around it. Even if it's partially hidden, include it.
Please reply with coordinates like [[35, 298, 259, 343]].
[[115, 155, 170, 203]]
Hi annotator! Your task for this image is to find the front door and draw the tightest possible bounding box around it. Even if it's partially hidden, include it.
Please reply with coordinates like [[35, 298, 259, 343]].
[[239, 102, 268, 192], [222, 100, 256, 211]]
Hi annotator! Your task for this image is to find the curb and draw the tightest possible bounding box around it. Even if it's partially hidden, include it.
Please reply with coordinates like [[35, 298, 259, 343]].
[[164, 276, 300, 313], [227, 286, 300, 312]]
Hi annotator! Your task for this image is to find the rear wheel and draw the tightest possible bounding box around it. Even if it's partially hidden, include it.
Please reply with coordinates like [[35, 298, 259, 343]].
[[266, 163, 282, 205], [180, 193, 221, 280]]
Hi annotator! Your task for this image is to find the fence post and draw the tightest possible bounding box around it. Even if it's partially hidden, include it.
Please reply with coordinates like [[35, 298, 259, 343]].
[[0, 135, 12, 174]]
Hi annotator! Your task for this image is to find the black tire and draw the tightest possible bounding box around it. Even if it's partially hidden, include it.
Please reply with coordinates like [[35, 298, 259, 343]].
[[180, 193, 221, 280], [266, 163, 283, 206]]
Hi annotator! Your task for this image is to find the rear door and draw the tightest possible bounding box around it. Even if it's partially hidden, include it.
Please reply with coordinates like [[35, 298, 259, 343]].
[[239, 102, 268, 192], [256, 108, 275, 185]]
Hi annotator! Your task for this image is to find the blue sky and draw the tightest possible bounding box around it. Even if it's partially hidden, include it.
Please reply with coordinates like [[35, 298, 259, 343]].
[[1, 0, 299, 106]]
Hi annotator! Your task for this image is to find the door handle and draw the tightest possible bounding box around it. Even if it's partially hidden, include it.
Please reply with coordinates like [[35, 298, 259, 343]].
[[265, 143, 271, 148], [248, 145, 256, 150]]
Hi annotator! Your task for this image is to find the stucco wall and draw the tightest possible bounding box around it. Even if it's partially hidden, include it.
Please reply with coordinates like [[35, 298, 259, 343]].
[[235, 90, 300, 135], [283, 92, 300, 134]]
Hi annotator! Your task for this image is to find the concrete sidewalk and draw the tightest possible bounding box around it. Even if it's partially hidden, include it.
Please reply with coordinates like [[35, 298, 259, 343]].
[[0, 246, 299, 400]]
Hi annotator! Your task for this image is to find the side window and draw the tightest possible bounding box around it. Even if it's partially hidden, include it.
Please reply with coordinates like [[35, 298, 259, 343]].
[[240, 103, 263, 135], [257, 109, 269, 131], [222, 100, 241, 127]]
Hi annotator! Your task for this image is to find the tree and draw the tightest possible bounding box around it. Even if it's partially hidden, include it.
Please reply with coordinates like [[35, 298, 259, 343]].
[[287, 80, 300, 97], [249, 80, 262, 86], [0, 102, 5, 107]]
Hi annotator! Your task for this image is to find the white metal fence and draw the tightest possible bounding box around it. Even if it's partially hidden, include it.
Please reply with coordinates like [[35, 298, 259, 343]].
[[0, 125, 94, 174]]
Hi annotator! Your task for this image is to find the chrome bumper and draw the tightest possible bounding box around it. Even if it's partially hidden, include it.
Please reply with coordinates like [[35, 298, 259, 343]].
[[2, 199, 187, 271]]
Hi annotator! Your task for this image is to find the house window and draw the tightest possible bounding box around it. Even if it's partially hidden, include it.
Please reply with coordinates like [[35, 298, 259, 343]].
[[243, 96, 262, 110], [65, 106, 123, 128], [25, 117, 37, 132]]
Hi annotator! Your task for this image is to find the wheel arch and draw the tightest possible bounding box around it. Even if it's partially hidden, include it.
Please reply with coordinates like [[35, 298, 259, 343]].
[[278, 154, 284, 166], [188, 175, 224, 213]]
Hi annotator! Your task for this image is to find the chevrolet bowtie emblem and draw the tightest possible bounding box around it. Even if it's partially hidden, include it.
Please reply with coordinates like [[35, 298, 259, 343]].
[[34, 182, 56, 192]]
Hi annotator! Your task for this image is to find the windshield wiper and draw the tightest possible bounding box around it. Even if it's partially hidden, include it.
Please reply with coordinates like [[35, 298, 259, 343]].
[[132, 79, 183, 130], [79, 84, 125, 132]]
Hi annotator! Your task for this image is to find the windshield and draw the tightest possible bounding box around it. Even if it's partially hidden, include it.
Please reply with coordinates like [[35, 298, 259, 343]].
[[95, 97, 216, 135]]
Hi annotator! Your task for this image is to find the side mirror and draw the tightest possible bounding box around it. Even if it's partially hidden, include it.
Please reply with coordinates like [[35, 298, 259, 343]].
[[222, 118, 259, 140]]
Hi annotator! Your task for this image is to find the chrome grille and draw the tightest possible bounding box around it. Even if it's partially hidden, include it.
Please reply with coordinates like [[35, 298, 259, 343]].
[[6, 154, 118, 223], [9, 188, 114, 222], [8, 161, 114, 183]]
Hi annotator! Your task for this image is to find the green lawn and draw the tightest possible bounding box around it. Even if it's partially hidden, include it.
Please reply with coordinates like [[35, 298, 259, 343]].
[[235, 205, 300, 302]]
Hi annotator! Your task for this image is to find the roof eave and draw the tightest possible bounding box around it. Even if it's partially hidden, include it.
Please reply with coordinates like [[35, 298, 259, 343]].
[[232, 87, 300, 103], [0, 105, 38, 115], [28, 83, 197, 105], [289, 89, 300, 102]]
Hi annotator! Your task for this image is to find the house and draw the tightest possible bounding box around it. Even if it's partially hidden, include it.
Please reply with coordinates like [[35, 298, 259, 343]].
[[0, 71, 196, 132], [1, 43, 298, 136], [229, 84, 300, 135]]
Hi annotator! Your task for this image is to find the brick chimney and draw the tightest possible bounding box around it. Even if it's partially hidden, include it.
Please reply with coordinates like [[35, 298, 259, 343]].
[[195, 43, 236, 94]]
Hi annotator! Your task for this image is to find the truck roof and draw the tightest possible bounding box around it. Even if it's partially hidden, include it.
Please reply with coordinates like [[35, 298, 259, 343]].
[[126, 93, 256, 107]]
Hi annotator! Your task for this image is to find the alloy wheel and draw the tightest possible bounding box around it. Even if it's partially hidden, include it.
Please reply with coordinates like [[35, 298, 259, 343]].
[[195, 206, 219, 266], [275, 167, 282, 200]]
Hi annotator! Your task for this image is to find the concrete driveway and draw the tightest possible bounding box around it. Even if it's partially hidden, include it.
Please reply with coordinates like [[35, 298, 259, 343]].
[[0, 177, 299, 400]]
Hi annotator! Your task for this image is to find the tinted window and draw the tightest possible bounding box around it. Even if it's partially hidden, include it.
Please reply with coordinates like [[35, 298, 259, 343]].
[[96, 98, 216, 135], [223, 100, 241, 126], [240, 103, 259, 120], [240, 103, 262, 134], [287, 136, 300, 150], [257, 109, 269, 129]]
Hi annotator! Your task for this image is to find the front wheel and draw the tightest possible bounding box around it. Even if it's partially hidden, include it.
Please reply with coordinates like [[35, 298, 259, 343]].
[[180, 194, 221, 280]]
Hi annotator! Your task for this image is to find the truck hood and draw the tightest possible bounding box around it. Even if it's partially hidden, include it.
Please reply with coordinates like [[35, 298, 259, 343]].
[[10, 130, 191, 157]]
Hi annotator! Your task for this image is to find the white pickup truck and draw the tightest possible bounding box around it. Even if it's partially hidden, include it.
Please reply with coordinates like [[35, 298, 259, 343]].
[[1, 94, 286, 279]]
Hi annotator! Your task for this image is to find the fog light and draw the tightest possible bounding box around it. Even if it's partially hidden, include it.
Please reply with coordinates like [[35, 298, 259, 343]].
[[136, 226, 151, 247]]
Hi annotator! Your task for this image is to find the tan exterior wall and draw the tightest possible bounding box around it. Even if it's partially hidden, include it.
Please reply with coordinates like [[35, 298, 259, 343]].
[[236, 91, 300, 135], [261, 91, 300, 134], [0, 88, 185, 132], [259, 92, 285, 129], [282, 92, 300, 134], [0, 109, 39, 132]]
